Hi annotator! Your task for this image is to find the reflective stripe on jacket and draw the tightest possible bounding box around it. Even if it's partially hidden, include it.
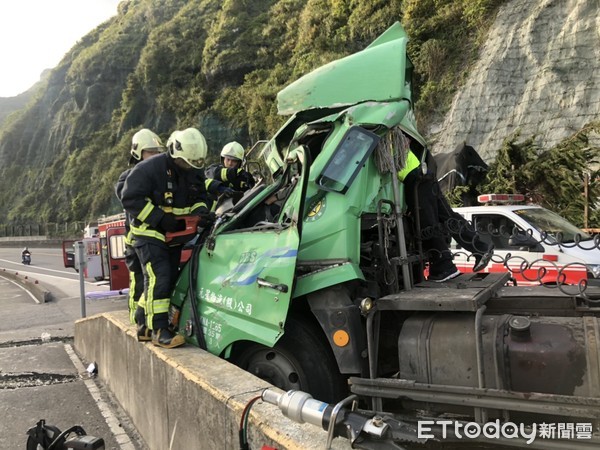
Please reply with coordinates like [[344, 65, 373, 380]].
[[397, 149, 421, 182], [205, 163, 255, 191], [121, 153, 210, 245]]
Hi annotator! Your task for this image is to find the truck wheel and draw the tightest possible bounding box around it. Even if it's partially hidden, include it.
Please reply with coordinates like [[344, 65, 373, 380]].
[[232, 317, 347, 403]]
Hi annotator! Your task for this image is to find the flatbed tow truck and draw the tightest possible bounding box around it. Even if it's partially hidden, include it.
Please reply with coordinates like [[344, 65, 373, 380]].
[[149, 22, 600, 448]]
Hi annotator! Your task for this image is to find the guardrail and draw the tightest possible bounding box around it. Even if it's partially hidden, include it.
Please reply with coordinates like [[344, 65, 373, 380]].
[[0, 222, 86, 238], [0, 238, 65, 248], [0, 268, 52, 303]]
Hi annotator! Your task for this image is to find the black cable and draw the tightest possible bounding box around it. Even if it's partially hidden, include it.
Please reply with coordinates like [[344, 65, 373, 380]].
[[188, 231, 207, 350], [239, 396, 262, 450]]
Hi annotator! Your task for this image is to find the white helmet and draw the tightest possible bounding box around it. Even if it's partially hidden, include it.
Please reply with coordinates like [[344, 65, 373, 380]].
[[130, 129, 164, 163], [167, 128, 208, 169], [220, 141, 245, 162]]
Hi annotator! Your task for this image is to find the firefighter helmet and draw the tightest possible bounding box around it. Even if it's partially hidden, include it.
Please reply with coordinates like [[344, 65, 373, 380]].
[[130, 129, 164, 163], [220, 141, 245, 162], [167, 128, 208, 169]]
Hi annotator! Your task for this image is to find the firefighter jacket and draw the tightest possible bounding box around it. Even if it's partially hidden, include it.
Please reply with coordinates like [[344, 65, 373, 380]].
[[115, 168, 131, 201], [397, 150, 421, 182], [115, 167, 135, 245], [121, 153, 213, 246], [396, 145, 438, 183], [205, 164, 255, 192]]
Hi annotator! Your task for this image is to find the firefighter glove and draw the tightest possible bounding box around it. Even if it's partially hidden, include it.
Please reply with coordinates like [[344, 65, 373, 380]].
[[240, 171, 255, 187], [197, 211, 217, 228], [219, 186, 236, 198], [159, 213, 184, 233]]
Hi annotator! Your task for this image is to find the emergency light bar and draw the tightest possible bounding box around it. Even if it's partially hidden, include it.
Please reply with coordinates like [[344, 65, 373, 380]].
[[477, 193, 525, 204]]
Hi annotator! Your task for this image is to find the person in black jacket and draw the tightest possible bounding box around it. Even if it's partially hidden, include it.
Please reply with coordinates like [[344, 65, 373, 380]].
[[204, 141, 255, 203], [115, 128, 164, 341], [121, 127, 216, 348], [398, 137, 493, 282]]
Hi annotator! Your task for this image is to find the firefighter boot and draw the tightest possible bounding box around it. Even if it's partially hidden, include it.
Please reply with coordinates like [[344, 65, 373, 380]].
[[137, 324, 152, 342], [152, 328, 185, 349], [135, 307, 151, 342]]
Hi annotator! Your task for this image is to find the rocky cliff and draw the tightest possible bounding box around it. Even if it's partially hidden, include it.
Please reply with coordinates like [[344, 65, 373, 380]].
[[429, 0, 600, 160], [0, 0, 596, 224], [0, 90, 34, 127], [0, 0, 413, 223]]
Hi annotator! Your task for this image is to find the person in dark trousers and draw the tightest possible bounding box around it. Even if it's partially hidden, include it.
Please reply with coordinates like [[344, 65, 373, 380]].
[[204, 141, 255, 202], [115, 128, 164, 341], [399, 140, 493, 282], [21, 247, 31, 264], [120, 127, 216, 348]]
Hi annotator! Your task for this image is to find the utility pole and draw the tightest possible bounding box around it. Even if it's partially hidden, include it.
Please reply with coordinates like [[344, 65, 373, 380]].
[[75, 241, 87, 318]]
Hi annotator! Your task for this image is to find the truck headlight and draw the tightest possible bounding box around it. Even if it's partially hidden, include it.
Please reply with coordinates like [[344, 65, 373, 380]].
[[588, 264, 600, 279]]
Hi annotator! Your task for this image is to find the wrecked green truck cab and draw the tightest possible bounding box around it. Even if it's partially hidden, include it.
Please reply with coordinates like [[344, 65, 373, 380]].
[[170, 22, 600, 446], [171, 21, 425, 397]]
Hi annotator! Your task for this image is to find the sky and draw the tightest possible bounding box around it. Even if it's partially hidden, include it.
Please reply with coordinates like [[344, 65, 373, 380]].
[[0, 0, 123, 97]]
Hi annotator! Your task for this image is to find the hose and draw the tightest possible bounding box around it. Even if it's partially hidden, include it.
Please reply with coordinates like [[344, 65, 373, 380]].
[[187, 229, 207, 350]]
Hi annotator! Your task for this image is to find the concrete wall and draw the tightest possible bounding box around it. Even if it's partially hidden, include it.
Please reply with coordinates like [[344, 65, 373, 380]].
[[0, 268, 51, 303], [429, 0, 600, 161], [74, 311, 349, 450]]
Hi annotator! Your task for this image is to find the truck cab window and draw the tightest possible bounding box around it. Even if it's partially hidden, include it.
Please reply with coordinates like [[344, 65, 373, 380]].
[[317, 127, 379, 194]]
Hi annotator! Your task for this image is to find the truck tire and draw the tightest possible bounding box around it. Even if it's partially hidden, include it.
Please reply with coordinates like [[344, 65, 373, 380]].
[[232, 316, 348, 403]]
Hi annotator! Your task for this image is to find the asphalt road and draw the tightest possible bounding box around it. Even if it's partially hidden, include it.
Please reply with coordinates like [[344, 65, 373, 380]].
[[0, 246, 146, 450]]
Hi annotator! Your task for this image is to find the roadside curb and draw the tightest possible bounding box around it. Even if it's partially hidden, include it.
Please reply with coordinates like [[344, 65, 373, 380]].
[[75, 311, 349, 449], [0, 268, 52, 303]]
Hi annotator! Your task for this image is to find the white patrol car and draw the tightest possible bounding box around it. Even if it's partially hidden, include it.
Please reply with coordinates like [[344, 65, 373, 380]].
[[451, 194, 600, 286]]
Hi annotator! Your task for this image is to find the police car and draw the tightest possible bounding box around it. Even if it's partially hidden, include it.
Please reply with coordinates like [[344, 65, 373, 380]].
[[451, 194, 600, 285]]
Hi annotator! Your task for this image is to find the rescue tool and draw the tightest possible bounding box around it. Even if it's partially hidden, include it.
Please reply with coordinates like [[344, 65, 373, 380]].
[[26, 419, 104, 450]]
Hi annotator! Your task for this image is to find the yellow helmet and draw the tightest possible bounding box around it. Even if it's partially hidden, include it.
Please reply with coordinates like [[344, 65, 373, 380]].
[[220, 141, 245, 162], [131, 129, 164, 163], [167, 128, 208, 169]]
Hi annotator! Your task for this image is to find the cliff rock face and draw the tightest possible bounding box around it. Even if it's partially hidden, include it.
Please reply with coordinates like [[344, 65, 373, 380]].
[[429, 0, 600, 160], [0, 90, 34, 127], [0, 0, 596, 223]]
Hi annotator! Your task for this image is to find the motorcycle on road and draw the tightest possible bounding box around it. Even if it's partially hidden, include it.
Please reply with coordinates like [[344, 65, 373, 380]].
[[22, 250, 31, 265]]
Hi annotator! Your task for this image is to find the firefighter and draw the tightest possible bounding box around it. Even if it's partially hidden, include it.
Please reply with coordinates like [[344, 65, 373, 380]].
[[204, 141, 255, 202], [121, 127, 216, 348], [115, 128, 164, 342], [398, 143, 493, 282]]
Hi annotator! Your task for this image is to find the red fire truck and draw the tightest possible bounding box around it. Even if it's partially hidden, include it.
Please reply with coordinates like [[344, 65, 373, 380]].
[[62, 213, 128, 290], [62, 213, 199, 291]]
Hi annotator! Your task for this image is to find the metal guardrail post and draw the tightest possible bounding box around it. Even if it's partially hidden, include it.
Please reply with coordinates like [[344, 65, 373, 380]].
[[75, 241, 87, 318]]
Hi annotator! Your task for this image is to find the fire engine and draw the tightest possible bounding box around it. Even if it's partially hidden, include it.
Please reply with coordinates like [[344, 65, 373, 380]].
[[62, 213, 128, 290], [62, 212, 199, 291], [452, 194, 600, 285]]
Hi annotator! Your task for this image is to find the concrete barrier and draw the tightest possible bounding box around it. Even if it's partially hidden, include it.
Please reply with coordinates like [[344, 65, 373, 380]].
[[0, 268, 52, 303], [74, 311, 349, 449]]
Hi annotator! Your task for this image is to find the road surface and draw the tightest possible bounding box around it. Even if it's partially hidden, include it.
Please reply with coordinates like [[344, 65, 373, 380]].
[[0, 246, 146, 449]]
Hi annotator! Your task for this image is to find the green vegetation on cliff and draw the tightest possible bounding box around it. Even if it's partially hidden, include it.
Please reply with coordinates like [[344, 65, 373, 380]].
[[479, 122, 600, 228], [11, 0, 596, 227]]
